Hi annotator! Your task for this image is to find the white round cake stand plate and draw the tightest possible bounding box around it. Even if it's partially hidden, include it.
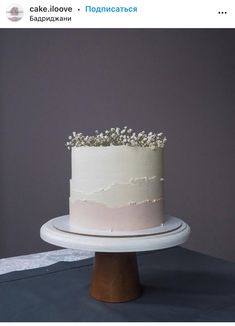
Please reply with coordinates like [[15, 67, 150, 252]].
[[40, 215, 190, 252], [40, 215, 190, 303]]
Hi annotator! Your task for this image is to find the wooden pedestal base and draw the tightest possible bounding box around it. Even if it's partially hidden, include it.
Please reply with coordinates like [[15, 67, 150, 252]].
[[90, 252, 141, 303]]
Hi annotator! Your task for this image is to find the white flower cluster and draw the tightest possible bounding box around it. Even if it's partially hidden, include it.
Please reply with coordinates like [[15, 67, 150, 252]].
[[66, 127, 167, 150]]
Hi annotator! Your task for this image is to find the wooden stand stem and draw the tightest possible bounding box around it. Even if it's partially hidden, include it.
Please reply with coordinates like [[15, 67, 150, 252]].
[[90, 252, 141, 303]]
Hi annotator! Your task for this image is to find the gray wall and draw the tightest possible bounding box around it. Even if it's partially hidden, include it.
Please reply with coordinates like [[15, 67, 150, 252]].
[[0, 29, 234, 261]]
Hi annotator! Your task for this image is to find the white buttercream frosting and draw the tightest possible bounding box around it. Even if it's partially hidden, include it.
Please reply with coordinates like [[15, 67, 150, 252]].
[[69, 144, 165, 231], [70, 177, 163, 207], [71, 145, 164, 193]]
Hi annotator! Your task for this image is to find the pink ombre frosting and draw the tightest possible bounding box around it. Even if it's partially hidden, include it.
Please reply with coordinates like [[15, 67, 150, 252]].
[[70, 199, 164, 231]]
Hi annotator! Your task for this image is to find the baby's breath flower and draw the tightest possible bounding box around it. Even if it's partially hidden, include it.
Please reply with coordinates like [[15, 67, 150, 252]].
[[66, 127, 166, 150]]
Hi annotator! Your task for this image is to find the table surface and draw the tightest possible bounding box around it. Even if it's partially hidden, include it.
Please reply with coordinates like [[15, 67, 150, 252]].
[[0, 246, 235, 322]]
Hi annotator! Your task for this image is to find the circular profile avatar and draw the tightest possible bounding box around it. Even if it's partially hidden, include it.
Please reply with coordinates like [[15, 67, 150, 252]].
[[6, 4, 24, 21]]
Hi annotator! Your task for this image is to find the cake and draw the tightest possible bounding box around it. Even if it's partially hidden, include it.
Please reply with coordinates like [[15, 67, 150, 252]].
[[66, 127, 167, 233]]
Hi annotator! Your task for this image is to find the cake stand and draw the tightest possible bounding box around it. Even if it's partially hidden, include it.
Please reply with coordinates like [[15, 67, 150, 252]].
[[40, 215, 190, 303]]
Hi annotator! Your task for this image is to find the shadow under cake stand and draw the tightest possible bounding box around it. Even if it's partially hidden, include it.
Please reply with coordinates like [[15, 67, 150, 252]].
[[40, 215, 190, 303]]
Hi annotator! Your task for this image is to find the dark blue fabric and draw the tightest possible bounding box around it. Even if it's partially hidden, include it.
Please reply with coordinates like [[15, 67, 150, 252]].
[[0, 247, 235, 321]]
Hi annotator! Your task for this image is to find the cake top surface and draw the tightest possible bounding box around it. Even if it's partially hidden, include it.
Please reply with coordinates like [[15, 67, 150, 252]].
[[66, 127, 167, 150]]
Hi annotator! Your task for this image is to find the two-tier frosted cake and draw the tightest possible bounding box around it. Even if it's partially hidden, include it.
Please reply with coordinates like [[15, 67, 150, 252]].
[[66, 127, 167, 234]]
